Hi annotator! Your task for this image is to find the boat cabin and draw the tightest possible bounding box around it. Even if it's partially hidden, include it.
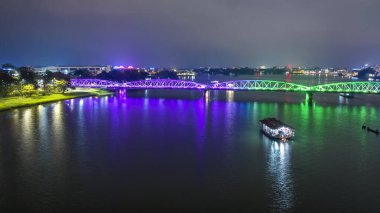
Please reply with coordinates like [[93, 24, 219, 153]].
[[260, 118, 295, 140]]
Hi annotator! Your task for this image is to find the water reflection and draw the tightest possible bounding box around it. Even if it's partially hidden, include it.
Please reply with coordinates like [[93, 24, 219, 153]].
[[263, 136, 294, 211], [339, 96, 349, 105], [226, 90, 234, 102], [19, 109, 35, 163], [2, 87, 380, 211], [51, 102, 67, 158], [20, 109, 33, 142], [203, 90, 210, 103]]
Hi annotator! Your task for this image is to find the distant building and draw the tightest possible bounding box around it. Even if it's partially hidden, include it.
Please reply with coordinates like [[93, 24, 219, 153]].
[[1, 68, 19, 79], [33, 65, 112, 75], [1, 67, 15, 73], [176, 70, 196, 76], [356, 67, 378, 81]]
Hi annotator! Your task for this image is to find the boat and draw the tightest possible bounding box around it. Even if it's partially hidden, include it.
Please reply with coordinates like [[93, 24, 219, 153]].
[[367, 128, 379, 134], [339, 93, 354, 98], [260, 118, 295, 140], [362, 123, 378, 134]]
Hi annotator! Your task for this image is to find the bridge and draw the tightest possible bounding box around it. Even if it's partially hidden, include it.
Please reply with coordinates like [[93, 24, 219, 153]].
[[70, 79, 380, 94]]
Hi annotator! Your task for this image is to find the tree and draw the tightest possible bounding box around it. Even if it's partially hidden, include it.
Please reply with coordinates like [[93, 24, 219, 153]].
[[51, 71, 70, 81], [55, 79, 69, 94], [0, 71, 17, 97], [2, 63, 16, 70], [96, 71, 113, 81], [153, 70, 178, 79], [73, 69, 93, 78], [43, 71, 54, 86], [21, 84, 36, 97], [18, 67, 37, 85], [42, 71, 70, 93], [0, 71, 15, 84], [44, 84, 54, 95], [96, 70, 149, 82]]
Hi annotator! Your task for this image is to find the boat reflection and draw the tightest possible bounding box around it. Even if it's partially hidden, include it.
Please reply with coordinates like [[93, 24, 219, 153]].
[[263, 135, 295, 211]]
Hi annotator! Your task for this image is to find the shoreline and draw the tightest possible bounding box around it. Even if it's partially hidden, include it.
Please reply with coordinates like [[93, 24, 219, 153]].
[[0, 88, 113, 112]]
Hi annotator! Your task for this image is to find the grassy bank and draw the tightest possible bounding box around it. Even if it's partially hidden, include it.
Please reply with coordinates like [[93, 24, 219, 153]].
[[0, 88, 113, 112]]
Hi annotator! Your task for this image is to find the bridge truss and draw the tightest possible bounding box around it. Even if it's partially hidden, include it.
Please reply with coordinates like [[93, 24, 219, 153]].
[[209, 80, 310, 91], [70, 79, 380, 94], [124, 79, 207, 89], [310, 82, 380, 93], [70, 79, 120, 88]]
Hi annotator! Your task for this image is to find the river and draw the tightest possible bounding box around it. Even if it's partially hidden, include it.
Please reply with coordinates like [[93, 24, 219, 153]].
[[0, 74, 380, 212]]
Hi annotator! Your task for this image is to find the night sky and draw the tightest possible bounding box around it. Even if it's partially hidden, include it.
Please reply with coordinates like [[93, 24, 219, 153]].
[[1, 0, 379, 67]]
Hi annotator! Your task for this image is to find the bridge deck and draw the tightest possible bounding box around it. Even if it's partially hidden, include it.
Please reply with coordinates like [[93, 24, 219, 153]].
[[70, 79, 380, 94]]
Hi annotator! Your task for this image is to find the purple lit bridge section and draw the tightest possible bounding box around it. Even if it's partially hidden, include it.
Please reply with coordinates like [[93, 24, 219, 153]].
[[70, 79, 207, 90], [124, 79, 207, 89], [71, 79, 121, 88], [70, 79, 380, 93], [70, 79, 310, 91]]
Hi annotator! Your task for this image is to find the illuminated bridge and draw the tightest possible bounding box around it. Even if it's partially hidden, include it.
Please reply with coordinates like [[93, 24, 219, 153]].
[[70, 79, 380, 94], [71, 79, 206, 89]]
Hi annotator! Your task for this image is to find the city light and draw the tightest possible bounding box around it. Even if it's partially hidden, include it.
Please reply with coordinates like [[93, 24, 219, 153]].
[[113, 66, 126, 69]]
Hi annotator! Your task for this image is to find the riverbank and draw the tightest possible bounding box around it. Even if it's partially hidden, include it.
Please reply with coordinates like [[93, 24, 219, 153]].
[[0, 88, 113, 112]]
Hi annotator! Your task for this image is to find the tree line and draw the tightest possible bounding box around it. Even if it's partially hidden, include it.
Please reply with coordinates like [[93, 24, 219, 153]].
[[0, 64, 179, 98], [0, 65, 70, 98]]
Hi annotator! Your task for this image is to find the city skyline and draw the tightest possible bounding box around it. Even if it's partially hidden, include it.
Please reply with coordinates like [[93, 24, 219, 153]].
[[1, 0, 380, 67], [2, 1, 380, 211]]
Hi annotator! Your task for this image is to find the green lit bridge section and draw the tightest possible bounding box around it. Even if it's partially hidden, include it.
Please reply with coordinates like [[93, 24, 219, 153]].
[[310, 82, 380, 94], [71, 79, 380, 94], [209, 80, 310, 92]]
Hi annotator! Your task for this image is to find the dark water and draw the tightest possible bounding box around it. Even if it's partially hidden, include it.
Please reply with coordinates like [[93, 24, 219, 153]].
[[1, 76, 380, 212]]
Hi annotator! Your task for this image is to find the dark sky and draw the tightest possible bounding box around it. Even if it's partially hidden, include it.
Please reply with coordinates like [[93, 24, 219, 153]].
[[0, 0, 379, 67]]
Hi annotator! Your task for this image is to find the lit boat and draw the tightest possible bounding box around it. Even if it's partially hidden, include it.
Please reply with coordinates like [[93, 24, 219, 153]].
[[259, 118, 295, 140]]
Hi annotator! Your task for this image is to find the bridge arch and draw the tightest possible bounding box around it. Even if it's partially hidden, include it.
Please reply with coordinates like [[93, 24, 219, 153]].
[[70, 79, 120, 88], [123, 79, 207, 89], [310, 82, 380, 93], [208, 80, 310, 91], [70, 79, 380, 94]]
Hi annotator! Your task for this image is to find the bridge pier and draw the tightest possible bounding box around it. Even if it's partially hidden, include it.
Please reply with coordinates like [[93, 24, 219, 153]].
[[306, 92, 314, 103]]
